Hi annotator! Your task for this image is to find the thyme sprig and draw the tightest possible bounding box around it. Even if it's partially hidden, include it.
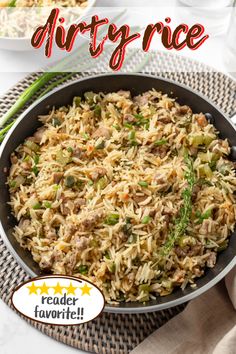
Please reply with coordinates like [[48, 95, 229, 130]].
[[161, 154, 195, 256]]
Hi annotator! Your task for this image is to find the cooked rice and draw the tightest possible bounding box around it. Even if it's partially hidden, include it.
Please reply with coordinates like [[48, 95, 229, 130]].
[[8, 89, 236, 303]]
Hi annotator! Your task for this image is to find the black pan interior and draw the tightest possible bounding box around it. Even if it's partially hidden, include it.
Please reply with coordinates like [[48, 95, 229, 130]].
[[0, 74, 236, 312]]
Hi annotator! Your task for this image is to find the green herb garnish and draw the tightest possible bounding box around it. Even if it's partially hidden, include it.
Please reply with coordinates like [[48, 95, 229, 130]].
[[161, 154, 195, 256]]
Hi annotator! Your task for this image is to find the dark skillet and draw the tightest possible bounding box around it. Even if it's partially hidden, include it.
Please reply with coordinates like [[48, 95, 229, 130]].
[[0, 73, 236, 314]]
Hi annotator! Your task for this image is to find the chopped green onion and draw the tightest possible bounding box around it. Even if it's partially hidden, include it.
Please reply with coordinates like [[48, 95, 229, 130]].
[[142, 215, 151, 224], [130, 140, 138, 147], [96, 177, 108, 190], [33, 155, 40, 164], [52, 117, 61, 127], [128, 234, 137, 244], [53, 184, 60, 191], [82, 132, 90, 140], [138, 181, 148, 187], [77, 265, 88, 275], [44, 201, 52, 209], [95, 140, 105, 150], [124, 123, 133, 129], [154, 139, 167, 146], [65, 176, 76, 188], [84, 91, 97, 105], [128, 130, 136, 140], [105, 214, 119, 225], [88, 179, 94, 186], [67, 147, 73, 153], [104, 251, 111, 259], [9, 0, 17, 6], [73, 96, 81, 107], [9, 180, 17, 188], [33, 203, 42, 210], [113, 124, 121, 131], [94, 105, 102, 117], [109, 263, 116, 273], [32, 165, 39, 176]]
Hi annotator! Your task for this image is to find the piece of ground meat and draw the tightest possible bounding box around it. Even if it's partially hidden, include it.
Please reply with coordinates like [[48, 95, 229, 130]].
[[123, 114, 136, 124], [117, 90, 131, 99], [33, 127, 46, 143], [80, 209, 104, 230], [92, 126, 111, 139], [206, 252, 217, 268], [53, 172, 63, 184], [74, 236, 90, 250], [90, 167, 107, 181]]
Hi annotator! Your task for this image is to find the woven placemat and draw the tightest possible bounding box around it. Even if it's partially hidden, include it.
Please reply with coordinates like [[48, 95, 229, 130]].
[[0, 50, 236, 354]]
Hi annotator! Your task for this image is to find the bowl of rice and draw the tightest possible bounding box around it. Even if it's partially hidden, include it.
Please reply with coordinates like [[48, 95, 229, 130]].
[[1, 73, 236, 313], [0, 0, 95, 51]]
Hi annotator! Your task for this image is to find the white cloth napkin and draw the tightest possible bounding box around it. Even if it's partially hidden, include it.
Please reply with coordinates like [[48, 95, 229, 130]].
[[131, 266, 236, 354]]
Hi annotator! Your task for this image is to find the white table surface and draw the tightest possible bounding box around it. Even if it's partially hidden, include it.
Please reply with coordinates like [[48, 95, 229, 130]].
[[0, 1, 234, 353]]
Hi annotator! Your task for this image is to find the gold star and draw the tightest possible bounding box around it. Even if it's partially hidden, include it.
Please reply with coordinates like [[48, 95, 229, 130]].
[[66, 282, 77, 295], [39, 282, 50, 295], [79, 283, 92, 296], [52, 282, 64, 295], [27, 282, 38, 295]]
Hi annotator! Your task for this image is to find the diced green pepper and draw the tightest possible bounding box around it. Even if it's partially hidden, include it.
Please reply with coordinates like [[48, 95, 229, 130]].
[[24, 140, 40, 153], [139, 284, 150, 293], [105, 214, 119, 225], [138, 181, 148, 187], [142, 216, 151, 224]]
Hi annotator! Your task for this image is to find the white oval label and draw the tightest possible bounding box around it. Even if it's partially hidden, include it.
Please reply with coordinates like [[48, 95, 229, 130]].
[[11, 275, 105, 325]]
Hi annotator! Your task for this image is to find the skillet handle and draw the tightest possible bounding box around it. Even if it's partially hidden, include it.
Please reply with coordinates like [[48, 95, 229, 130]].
[[231, 113, 236, 125]]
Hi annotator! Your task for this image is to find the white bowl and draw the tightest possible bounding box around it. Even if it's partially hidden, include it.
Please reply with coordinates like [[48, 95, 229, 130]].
[[0, 0, 96, 51]]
